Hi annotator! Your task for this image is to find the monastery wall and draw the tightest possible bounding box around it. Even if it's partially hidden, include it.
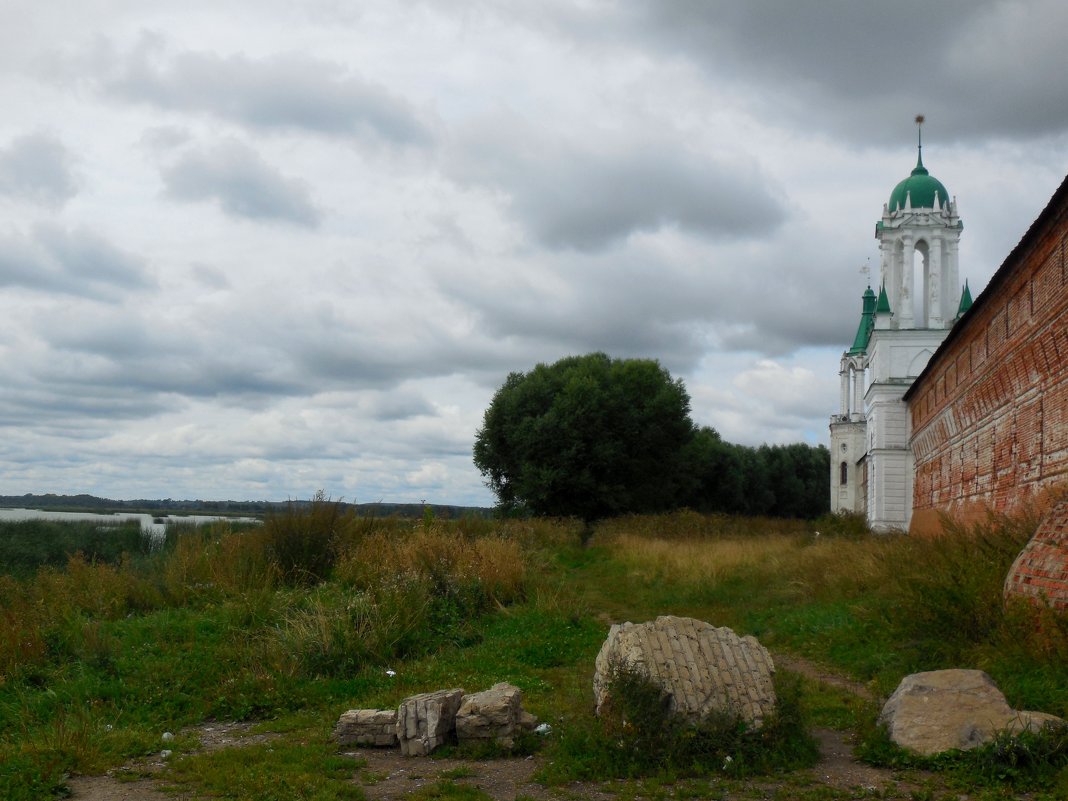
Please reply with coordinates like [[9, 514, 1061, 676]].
[[907, 177, 1068, 534]]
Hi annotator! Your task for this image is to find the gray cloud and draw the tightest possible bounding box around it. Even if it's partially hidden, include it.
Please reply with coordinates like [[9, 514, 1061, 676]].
[[102, 37, 434, 145], [0, 384, 177, 426], [0, 224, 154, 299], [0, 132, 78, 205], [139, 124, 194, 153], [495, 0, 1068, 146], [161, 140, 321, 226], [436, 226, 863, 370], [447, 121, 786, 250], [190, 262, 231, 290], [40, 311, 305, 403], [627, 0, 1068, 144], [356, 390, 435, 422]]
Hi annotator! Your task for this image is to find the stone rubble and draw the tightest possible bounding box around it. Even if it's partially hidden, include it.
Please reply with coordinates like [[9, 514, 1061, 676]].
[[879, 669, 1065, 756], [333, 708, 399, 748], [334, 683, 540, 756], [396, 688, 465, 756], [593, 615, 777, 728], [455, 682, 536, 749]]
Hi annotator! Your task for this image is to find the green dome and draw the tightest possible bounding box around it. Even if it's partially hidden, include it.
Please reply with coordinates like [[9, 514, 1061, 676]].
[[888, 153, 949, 211]]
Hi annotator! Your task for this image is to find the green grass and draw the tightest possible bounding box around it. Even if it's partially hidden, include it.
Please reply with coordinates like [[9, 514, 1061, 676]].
[[1, 508, 1066, 799], [402, 781, 493, 800], [162, 736, 365, 800], [538, 668, 818, 783]]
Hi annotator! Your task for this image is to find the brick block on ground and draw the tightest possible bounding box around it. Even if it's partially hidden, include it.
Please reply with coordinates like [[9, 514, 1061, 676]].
[[396, 688, 464, 756], [455, 682, 537, 749], [593, 615, 777, 729], [334, 709, 398, 747]]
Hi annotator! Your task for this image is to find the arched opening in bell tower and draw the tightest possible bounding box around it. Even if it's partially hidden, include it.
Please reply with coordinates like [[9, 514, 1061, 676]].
[[914, 239, 929, 327]]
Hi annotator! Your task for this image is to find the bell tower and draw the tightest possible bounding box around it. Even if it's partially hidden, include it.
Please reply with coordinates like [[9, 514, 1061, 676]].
[[875, 115, 963, 330], [830, 117, 971, 532]]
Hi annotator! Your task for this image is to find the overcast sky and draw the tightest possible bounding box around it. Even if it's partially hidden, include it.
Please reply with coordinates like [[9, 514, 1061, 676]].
[[2, 1, 1067, 506]]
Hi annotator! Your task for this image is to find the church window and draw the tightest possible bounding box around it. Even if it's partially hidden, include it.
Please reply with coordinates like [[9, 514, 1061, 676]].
[[840, 461, 848, 486]]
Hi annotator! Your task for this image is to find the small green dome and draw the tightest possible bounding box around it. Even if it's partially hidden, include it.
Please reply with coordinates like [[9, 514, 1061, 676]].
[[888, 153, 950, 212]]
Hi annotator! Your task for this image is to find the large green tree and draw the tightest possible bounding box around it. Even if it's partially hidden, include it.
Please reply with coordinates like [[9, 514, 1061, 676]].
[[473, 353, 695, 523]]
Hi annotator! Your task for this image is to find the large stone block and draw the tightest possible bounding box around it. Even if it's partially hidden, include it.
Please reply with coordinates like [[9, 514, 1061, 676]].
[[1004, 498, 1068, 610], [879, 669, 1064, 756], [334, 709, 398, 747], [593, 615, 776, 729], [455, 682, 537, 749], [396, 688, 464, 756]]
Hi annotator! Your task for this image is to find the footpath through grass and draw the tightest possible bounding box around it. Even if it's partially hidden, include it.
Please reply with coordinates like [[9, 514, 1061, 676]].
[[1, 505, 1066, 799]]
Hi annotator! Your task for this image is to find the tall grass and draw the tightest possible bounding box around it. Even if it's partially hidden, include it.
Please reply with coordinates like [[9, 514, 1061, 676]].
[[596, 509, 812, 541], [336, 526, 527, 608], [595, 509, 1067, 716], [162, 523, 278, 602]]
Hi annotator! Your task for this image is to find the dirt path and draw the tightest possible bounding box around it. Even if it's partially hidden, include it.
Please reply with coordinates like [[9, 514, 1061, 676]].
[[343, 727, 923, 800], [66, 722, 280, 801], [772, 651, 877, 701], [67, 655, 934, 801]]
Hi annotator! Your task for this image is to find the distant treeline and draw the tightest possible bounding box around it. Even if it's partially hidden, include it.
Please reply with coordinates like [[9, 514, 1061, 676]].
[[2, 442, 828, 524], [0, 493, 493, 521], [683, 428, 830, 520]]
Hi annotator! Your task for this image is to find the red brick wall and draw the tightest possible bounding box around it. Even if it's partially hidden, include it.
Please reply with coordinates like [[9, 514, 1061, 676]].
[[908, 186, 1068, 533], [1005, 498, 1068, 610]]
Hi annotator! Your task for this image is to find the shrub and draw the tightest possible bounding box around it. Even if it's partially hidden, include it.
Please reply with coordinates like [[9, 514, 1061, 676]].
[[974, 721, 1068, 787], [810, 511, 871, 539], [544, 662, 817, 781], [262, 492, 359, 585], [274, 581, 432, 677]]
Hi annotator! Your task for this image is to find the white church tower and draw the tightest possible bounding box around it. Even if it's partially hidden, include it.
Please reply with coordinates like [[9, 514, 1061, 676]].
[[830, 117, 970, 531]]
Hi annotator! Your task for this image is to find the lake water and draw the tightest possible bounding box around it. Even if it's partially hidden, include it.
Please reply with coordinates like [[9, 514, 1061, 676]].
[[0, 508, 261, 539]]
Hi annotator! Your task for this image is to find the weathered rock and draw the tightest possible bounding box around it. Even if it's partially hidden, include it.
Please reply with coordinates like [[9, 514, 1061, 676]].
[[396, 688, 464, 756], [1005, 499, 1068, 610], [455, 682, 537, 749], [334, 709, 398, 747], [879, 669, 1065, 756], [593, 615, 776, 728]]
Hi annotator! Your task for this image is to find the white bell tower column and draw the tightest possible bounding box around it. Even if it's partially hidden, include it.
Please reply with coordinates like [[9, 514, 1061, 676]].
[[861, 115, 965, 531]]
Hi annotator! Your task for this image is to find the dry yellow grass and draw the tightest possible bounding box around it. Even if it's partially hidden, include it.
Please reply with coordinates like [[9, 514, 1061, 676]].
[[602, 528, 898, 603], [337, 526, 527, 606], [162, 524, 279, 600]]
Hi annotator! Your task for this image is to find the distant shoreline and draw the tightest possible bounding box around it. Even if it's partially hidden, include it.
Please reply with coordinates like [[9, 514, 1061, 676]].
[[0, 493, 492, 520]]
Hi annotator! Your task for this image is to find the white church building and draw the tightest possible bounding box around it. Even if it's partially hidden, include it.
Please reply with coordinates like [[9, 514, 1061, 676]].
[[829, 128, 972, 531]]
